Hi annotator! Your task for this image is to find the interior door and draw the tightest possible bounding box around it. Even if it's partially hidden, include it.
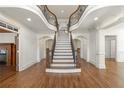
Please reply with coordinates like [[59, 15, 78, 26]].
[[110, 39, 116, 59]]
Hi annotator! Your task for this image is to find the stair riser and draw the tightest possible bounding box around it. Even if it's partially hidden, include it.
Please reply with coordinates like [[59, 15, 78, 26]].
[[54, 53, 72, 55], [55, 50, 72, 52], [56, 45, 71, 46], [56, 41, 70, 43], [56, 43, 71, 44], [56, 43, 71, 45], [56, 46, 71, 47], [54, 56, 73, 59], [55, 48, 72, 50], [53, 60, 74, 62], [51, 64, 76, 67]]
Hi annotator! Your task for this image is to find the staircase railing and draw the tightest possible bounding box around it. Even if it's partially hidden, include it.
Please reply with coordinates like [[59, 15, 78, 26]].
[[68, 5, 88, 31], [70, 32, 76, 63], [37, 5, 59, 30], [51, 32, 57, 60], [46, 32, 57, 68], [70, 32, 81, 68]]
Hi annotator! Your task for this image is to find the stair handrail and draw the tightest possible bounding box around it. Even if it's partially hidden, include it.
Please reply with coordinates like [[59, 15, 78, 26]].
[[46, 32, 56, 68], [37, 5, 59, 30], [70, 32, 81, 68], [51, 31, 57, 61], [70, 32, 76, 63], [46, 48, 50, 68], [68, 5, 88, 31]]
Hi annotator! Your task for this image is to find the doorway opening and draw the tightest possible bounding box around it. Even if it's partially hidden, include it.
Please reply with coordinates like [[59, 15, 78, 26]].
[[0, 28, 19, 81], [0, 49, 7, 65], [105, 36, 117, 62]]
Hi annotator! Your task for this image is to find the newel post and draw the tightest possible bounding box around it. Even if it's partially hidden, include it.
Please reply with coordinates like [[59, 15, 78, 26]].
[[46, 48, 50, 68], [76, 48, 81, 68]]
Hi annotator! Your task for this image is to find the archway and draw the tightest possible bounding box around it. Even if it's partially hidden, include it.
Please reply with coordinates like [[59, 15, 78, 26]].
[[38, 36, 53, 61], [74, 35, 89, 62]]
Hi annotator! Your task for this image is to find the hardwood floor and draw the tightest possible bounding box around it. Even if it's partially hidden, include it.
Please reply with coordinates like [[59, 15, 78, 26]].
[[0, 65, 16, 82], [1, 59, 124, 88]]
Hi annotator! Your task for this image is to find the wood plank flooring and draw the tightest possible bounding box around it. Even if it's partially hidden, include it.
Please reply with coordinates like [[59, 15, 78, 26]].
[[1, 59, 124, 88]]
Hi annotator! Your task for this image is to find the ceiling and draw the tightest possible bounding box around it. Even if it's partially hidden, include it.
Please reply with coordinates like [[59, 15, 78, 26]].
[[47, 5, 78, 19], [74, 6, 123, 33], [0, 7, 54, 34], [0, 6, 123, 34]]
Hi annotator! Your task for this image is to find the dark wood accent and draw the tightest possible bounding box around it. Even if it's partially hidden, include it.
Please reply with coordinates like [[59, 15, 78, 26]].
[[70, 32, 76, 63], [0, 65, 16, 82], [46, 32, 56, 68], [76, 48, 81, 68], [68, 6, 80, 30], [0, 43, 16, 66], [1, 59, 124, 87], [45, 6, 59, 30], [51, 32, 56, 60], [0, 28, 12, 33], [70, 32, 81, 68], [46, 48, 50, 68], [37, 5, 59, 30]]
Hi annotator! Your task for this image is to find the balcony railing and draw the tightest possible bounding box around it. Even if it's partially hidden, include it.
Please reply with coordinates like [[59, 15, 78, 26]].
[[68, 5, 88, 30], [37, 5, 58, 30]]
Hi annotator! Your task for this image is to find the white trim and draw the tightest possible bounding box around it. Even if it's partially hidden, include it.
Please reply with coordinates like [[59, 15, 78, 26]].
[[19, 62, 37, 71], [70, 5, 114, 31], [0, 5, 57, 31], [46, 68, 81, 73], [50, 64, 76, 67], [0, 26, 19, 33]]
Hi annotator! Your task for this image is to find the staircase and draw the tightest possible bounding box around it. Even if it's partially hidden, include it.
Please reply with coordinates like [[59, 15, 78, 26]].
[[46, 31, 81, 73]]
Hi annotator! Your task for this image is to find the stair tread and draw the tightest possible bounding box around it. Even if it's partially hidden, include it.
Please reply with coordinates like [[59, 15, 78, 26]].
[[50, 67, 77, 69]]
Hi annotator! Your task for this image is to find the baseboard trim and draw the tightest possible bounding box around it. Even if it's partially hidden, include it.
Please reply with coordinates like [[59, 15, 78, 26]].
[[19, 62, 37, 71]]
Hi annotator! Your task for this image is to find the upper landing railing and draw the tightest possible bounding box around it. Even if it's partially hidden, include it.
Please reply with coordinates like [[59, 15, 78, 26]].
[[68, 5, 88, 31], [37, 5, 59, 30]]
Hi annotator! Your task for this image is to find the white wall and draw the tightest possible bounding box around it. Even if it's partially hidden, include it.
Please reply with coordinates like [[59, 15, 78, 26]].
[[102, 22, 124, 62], [18, 25, 37, 71], [89, 29, 98, 66], [82, 38, 88, 60], [46, 39, 53, 50], [0, 33, 17, 43], [0, 12, 38, 71], [72, 31, 89, 61], [74, 39, 81, 49], [37, 34, 53, 61], [105, 36, 116, 58], [89, 28, 106, 69]]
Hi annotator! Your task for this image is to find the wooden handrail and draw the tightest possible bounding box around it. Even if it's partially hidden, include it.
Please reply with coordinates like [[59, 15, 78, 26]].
[[51, 31, 56, 61], [45, 6, 59, 30], [46, 48, 50, 68], [76, 48, 81, 68], [46, 32, 57, 68], [68, 5, 88, 31], [70, 32, 76, 63], [68, 6, 80, 30], [70, 32, 81, 68]]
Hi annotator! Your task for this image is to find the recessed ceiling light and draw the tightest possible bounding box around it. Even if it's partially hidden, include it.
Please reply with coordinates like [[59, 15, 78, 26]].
[[27, 18, 31, 21], [61, 10, 64, 13], [65, 30, 68, 33], [94, 17, 98, 21]]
